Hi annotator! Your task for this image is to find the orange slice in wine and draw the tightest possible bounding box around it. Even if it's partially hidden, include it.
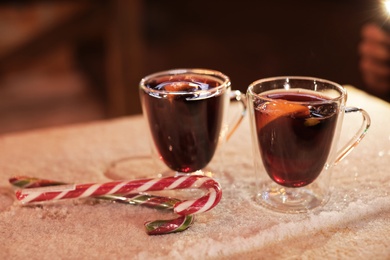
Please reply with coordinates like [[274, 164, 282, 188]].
[[257, 99, 310, 129], [164, 82, 201, 102], [164, 82, 197, 92]]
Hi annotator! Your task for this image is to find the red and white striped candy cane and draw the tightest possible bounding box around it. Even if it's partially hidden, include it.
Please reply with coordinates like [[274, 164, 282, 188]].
[[15, 175, 222, 215]]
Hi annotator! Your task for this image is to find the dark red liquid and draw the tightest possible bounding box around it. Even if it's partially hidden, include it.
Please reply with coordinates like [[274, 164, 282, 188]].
[[254, 91, 338, 187], [141, 74, 225, 173]]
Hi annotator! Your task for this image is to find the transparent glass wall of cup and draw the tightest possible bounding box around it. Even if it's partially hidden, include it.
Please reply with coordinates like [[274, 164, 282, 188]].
[[140, 68, 246, 177], [247, 76, 371, 213]]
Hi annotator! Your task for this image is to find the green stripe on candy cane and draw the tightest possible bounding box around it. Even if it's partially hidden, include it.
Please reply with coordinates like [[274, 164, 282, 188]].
[[9, 176, 65, 188], [9, 176, 194, 235], [145, 214, 195, 235]]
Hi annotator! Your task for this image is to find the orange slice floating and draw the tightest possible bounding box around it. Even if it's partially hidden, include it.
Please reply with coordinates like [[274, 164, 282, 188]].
[[163, 82, 201, 102], [164, 82, 197, 92], [257, 99, 310, 129]]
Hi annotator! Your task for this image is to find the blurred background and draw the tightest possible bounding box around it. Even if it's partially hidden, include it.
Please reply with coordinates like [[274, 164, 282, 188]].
[[0, 0, 376, 134]]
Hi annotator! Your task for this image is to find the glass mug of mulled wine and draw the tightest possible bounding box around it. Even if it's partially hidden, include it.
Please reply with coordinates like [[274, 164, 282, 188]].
[[247, 76, 371, 213], [140, 68, 246, 177]]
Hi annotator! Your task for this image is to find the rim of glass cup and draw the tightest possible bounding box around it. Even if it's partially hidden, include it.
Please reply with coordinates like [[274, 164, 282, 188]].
[[139, 68, 231, 95], [247, 76, 347, 104]]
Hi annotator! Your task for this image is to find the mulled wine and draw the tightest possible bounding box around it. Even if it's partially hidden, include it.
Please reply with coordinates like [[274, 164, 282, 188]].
[[254, 90, 339, 187], [141, 74, 226, 173]]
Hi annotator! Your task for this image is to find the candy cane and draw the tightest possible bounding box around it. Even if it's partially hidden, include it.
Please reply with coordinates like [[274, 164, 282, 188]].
[[10, 176, 181, 210], [14, 175, 222, 216], [9, 176, 196, 235]]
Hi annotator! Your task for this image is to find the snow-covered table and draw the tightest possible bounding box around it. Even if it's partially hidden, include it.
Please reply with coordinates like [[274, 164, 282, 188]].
[[0, 86, 389, 259]]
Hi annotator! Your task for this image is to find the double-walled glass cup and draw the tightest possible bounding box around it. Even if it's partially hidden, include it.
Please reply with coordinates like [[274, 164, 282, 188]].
[[140, 68, 246, 177], [247, 76, 371, 213]]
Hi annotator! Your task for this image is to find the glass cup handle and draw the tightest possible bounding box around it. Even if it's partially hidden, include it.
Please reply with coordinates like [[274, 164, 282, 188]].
[[226, 90, 247, 141], [335, 107, 371, 164]]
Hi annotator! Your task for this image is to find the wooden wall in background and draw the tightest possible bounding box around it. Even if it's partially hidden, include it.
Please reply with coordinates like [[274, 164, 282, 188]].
[[143, 0, 373, 93], [0, 0, 375, 133]]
